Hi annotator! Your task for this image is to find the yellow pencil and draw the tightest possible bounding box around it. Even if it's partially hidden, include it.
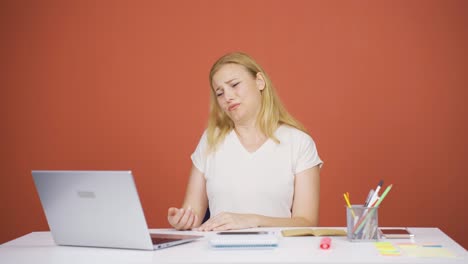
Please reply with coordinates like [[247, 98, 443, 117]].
[[343, 193, 356, 217]]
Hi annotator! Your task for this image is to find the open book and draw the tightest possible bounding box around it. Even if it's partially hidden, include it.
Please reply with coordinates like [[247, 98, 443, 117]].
[[281, 228, 347, 237]]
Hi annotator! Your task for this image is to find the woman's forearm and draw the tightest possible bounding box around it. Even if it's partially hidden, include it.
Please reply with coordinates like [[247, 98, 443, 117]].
[[253, 214, 318, 227]]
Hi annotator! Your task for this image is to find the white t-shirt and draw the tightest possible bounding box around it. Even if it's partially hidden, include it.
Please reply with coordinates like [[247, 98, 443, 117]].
[[191, 125, 323, 218]]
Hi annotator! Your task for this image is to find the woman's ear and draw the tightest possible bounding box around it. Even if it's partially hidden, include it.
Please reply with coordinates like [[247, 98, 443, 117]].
[[256, 72, 266, 91]]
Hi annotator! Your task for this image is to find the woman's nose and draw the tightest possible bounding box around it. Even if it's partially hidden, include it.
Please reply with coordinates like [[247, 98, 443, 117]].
[[223, 87, 234, 100]]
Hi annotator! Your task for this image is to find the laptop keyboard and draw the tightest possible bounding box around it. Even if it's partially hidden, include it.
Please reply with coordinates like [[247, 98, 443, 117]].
[[151, 237, 178, 245]]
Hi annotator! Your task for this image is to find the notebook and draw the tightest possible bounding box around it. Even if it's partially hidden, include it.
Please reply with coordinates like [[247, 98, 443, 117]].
[[379, 228, 414, 239], [209, 231, 279, 248], [32, 170, 203, 250]]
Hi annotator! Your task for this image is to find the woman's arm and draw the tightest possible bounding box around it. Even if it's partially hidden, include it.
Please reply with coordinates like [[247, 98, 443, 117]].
[[289, 164, 320, 226], [197, 165, 320, 231], [167, 165, 208, 230]]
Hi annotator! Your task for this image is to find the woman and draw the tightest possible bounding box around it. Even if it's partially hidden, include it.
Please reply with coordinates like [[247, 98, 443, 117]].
[[168, 52, 322, 231]]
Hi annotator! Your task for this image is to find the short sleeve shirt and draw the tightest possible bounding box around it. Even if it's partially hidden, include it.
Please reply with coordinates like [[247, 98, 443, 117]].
[[191, 125, 323, 218]]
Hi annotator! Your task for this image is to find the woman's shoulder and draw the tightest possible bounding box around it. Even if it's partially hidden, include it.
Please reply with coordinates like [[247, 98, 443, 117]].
[[197, 127, 235, 152], [275, 125, 320, 159], [199, 129, 208, 140], [276, 124, 311, 140]]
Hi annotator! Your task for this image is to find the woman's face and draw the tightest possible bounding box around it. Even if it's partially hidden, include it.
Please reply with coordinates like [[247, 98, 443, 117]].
[[211, 63, 265, 126]]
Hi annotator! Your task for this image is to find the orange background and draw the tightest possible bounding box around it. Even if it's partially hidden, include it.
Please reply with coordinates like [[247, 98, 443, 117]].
[[1, 0, 467, 248]]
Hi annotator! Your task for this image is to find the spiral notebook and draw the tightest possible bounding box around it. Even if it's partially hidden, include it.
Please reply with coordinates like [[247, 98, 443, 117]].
[[209, 231, 279, 248]]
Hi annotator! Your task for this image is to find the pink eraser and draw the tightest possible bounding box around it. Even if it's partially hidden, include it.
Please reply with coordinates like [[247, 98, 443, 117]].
[[320, 237, 331, 249]]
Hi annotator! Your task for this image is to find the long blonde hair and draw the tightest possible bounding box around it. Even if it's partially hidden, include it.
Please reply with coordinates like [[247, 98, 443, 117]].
[[207, 52, 307, 151]]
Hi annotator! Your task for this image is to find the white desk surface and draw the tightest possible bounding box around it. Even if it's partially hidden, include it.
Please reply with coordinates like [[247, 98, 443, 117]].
[[0, 227, 466, 264]]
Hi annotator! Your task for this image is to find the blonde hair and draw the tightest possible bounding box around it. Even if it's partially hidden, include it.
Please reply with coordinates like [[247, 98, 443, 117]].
[[207, 52, 307, 151]]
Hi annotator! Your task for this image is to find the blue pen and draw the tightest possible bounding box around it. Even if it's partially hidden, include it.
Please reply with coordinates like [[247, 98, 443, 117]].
[[364, 189, 374, 207], [375, 180, 384, 195], [367, 180, 384, 207]]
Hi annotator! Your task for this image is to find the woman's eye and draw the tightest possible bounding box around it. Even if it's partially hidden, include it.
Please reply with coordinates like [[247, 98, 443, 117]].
[[216, 92, 223, 97], [233, 82, 240, 87]]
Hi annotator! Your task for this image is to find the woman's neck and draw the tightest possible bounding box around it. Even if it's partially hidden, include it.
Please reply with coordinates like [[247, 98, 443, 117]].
[[234, 124, 260, 136], [234, 124, 267, 152]]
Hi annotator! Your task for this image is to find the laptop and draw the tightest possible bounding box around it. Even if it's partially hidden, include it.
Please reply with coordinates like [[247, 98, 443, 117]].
[[32, 170, 203, 250]]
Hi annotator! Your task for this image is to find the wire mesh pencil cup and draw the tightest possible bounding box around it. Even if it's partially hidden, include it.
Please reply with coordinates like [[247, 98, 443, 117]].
[[346, 205, 380, 242]]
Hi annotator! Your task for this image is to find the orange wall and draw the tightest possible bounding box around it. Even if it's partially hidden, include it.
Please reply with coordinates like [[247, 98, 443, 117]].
[[1, 0, 467, 248]]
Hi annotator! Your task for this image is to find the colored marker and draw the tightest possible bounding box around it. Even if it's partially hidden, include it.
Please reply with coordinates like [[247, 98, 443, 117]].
[[320, 237, 331, 249]]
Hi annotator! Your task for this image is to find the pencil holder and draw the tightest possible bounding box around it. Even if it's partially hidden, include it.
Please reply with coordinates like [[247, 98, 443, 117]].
[[346, 205, 379, 242]]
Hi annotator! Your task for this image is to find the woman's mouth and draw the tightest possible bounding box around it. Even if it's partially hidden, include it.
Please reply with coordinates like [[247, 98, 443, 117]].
[[228, 103, 240, 111]]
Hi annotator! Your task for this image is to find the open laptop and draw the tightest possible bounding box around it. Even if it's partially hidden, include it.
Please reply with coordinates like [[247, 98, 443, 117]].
[[32, 170, 203, 250]]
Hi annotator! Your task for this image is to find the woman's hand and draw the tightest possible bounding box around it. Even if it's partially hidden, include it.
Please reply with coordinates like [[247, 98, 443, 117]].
[[167, 207, 198, 230], [197, 212, 258, 231]]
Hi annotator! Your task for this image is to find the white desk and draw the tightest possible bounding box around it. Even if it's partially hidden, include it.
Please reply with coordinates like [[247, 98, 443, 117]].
[[0, 228, 466, 264]]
